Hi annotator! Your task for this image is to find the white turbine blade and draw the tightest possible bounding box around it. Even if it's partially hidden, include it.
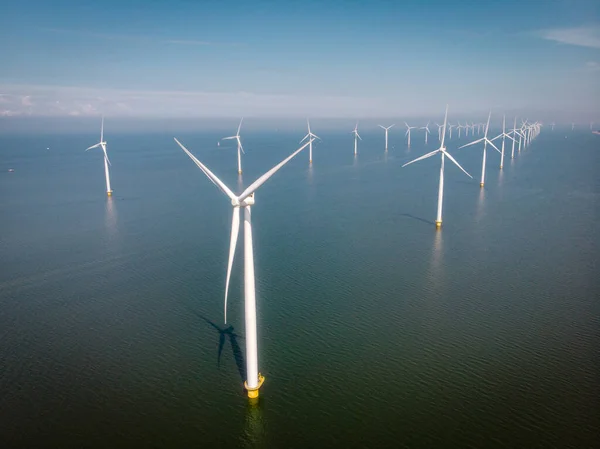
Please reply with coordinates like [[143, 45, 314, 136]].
[[507, 135, 516, 143], [86, 143, 101, 151], [444, 151, 472, 178], [174, 138, 237, 201], [311, 133, 321, 140], [405, 128, 410, 136], [378, 125, 385, 129], [100, 116, 104, 143], [401, 149, 440, 168], [487, 139, 501, 153], [239, 139, 313, 201], [307, 119, 311, 134], [484, 110, 491, 137], [440, 104, 448, 148], [458, 138, 484, 149], [237, 117, 244, 136], [490, 133, 502, 142], [102, 144, 111, 166], [388, 124, 395, 129], [300, 133, 310, 143], [404, 122, 410, 129], [238, 137, 245, 154], [222, 136, 237, 140], [223, 206, 240, 324], [356, 132, 362, 140]]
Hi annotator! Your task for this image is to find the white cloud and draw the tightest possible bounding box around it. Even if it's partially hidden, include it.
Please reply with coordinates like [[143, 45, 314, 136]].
[[0, 84, 384, 118], [537, 25, 600, 49]]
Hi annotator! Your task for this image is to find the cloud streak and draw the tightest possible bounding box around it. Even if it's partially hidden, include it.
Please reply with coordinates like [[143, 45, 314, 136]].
[[40, 27, 242, 47], [536, 25, 600, 49]]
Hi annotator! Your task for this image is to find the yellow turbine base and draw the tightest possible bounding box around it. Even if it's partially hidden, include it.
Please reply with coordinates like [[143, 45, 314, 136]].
[[238, 170, 242, 174], [435, 221, 442, 229], [107, 191, 113, 196], [245, 373, 265, 399], [500, 165, 503, 169], [480, 183, 484, 188]]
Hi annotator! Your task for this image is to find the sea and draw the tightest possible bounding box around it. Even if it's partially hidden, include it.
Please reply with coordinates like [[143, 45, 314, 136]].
[[0, 124, 598, 448]]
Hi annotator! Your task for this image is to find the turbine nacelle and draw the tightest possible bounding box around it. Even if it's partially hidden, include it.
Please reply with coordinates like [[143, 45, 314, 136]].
[[231, 194, 255, 207]]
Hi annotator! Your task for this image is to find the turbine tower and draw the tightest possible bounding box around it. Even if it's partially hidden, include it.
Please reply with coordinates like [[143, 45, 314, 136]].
[[85, 116, 112, 196], [402, 105, 472, 229], [404, 122, 417, 147], [491, 115, 516, 169], [222, 118, 245, 174], [352, 122, 362, 155], [300, 119, 320, 164], [174, 136, 314, 400], [378, 124, 395, 151], [420, 122, 430, 144], [459, 111, 501, 188]]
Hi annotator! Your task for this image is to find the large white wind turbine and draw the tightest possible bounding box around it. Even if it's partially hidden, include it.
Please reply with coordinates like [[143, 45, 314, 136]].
[[420, 122, 430, 144], [402, 106, 472, 229], [507, 117, 522, 159], [222, 118, 245, 174], [300, 119, 320, 164], [491, 115, 516, 169], [174, 136, 314, 399], [352, 122, 362, 155], [459, 111, 501, 188], [404, 122, 417, 147], [86, 116, 112, 196], [378, 124, 395, 151]]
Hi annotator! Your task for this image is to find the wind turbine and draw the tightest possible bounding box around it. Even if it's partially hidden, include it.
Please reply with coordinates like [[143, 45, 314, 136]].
[[378, 124, 395, 151], [457, 122, 463, 138], [491, 115, 516, 169], [300, 119, 320, 164], [420, 122, 430, 144], [173, 136, 314, 399], [435, 123, 444, 141], [352, 122, 362, 155], [222, 118, 245, 174], [551, 122, 555, 131], [448, 124, 455, 139], [459, 111, 501, 188], [507, 117, 523, 159], [404, 122, 417, 147], [86, 116, 112, 196], [572, 123, 575, 131], [402, 105, 472, 229]]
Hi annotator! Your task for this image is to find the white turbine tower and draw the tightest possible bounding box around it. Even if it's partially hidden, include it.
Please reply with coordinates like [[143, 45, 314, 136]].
[[404, 122, 417, 147], [459, 111, 501, 188], [352, 122, 362, 155], [457, 122, 463, 138], [551, 122, 555, 131], [420, 122, 430, 144], [86, 116, 112, 196], [448, 124, 455, 139], [491, 115, 516, 169], [572, 123, 575, 131], [402, 105, 472, 229], [222, 118, 245, 174], [507, 117, 523, 159], [378, 124, 395, 151], [174, 136, 314, 399], [300, 119, 320, 164]]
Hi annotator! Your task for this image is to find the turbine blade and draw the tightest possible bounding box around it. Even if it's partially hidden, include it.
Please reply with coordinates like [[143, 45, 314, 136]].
[[100, 116, 104, 143], [440, 104, 448, 148], [174, 138, 237, 201], [102, 144, 111, 166], [222, 136, 237, 140], [224, 206, 240, 324], [389, 124, 395, 129], [444, 151, 472, 178], [237, 117, 244, 136], [312, 133, 321, 140], [86, 143, 101, 151], [300, 133, 310, 143], [239, 139, 313, 201], [458, 138, 484, 149], [357, 132, 362, 140], [239, 140, 245, 155], [484, 110, 491, 137], [401, 149, 440, 168], [378, 125, 385, 129], [487, 139, 501, 153]]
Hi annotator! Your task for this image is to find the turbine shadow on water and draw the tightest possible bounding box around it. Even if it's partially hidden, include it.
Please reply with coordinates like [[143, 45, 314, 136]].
[[182, 302, 246, 382], [399, 213, 435, 226]]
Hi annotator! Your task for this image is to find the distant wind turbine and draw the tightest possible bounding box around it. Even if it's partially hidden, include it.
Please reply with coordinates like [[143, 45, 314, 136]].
[[448, 124, 455, 139], [378, 124, 395, 151], [402, 105, 472, 229], [491, 115, 516, 169], [173, 136, 314, 399], [222, 118, 245, 174], [572, 123, 575, 131], [404, 122, 417, 147], [352, 122, 362, 155], [459, 111, 501, 188], [85, 116, 112, 196], [300, 119, 320, 164], [420, 122, 430, 144]]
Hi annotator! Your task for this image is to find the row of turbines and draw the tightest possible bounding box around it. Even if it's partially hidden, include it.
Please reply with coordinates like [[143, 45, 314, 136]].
[[85, 107, 543, 400]]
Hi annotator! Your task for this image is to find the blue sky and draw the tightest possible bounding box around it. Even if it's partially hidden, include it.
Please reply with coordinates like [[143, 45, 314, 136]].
[[0, 0, 599, 120]]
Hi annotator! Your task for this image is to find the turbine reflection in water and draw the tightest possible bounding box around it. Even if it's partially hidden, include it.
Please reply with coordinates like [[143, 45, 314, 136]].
[[241, 402, 266, 449], [104, 197, 118, 239], [475, 188, 486, 224]]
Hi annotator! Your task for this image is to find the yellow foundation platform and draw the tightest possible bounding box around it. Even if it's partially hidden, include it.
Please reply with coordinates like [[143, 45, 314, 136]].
[[238, 170, 242, 174], [245, 373, 265, 399], [435, 220, 442, 229], [480, 183, 484, 188], [107, 191, 113, 196]]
